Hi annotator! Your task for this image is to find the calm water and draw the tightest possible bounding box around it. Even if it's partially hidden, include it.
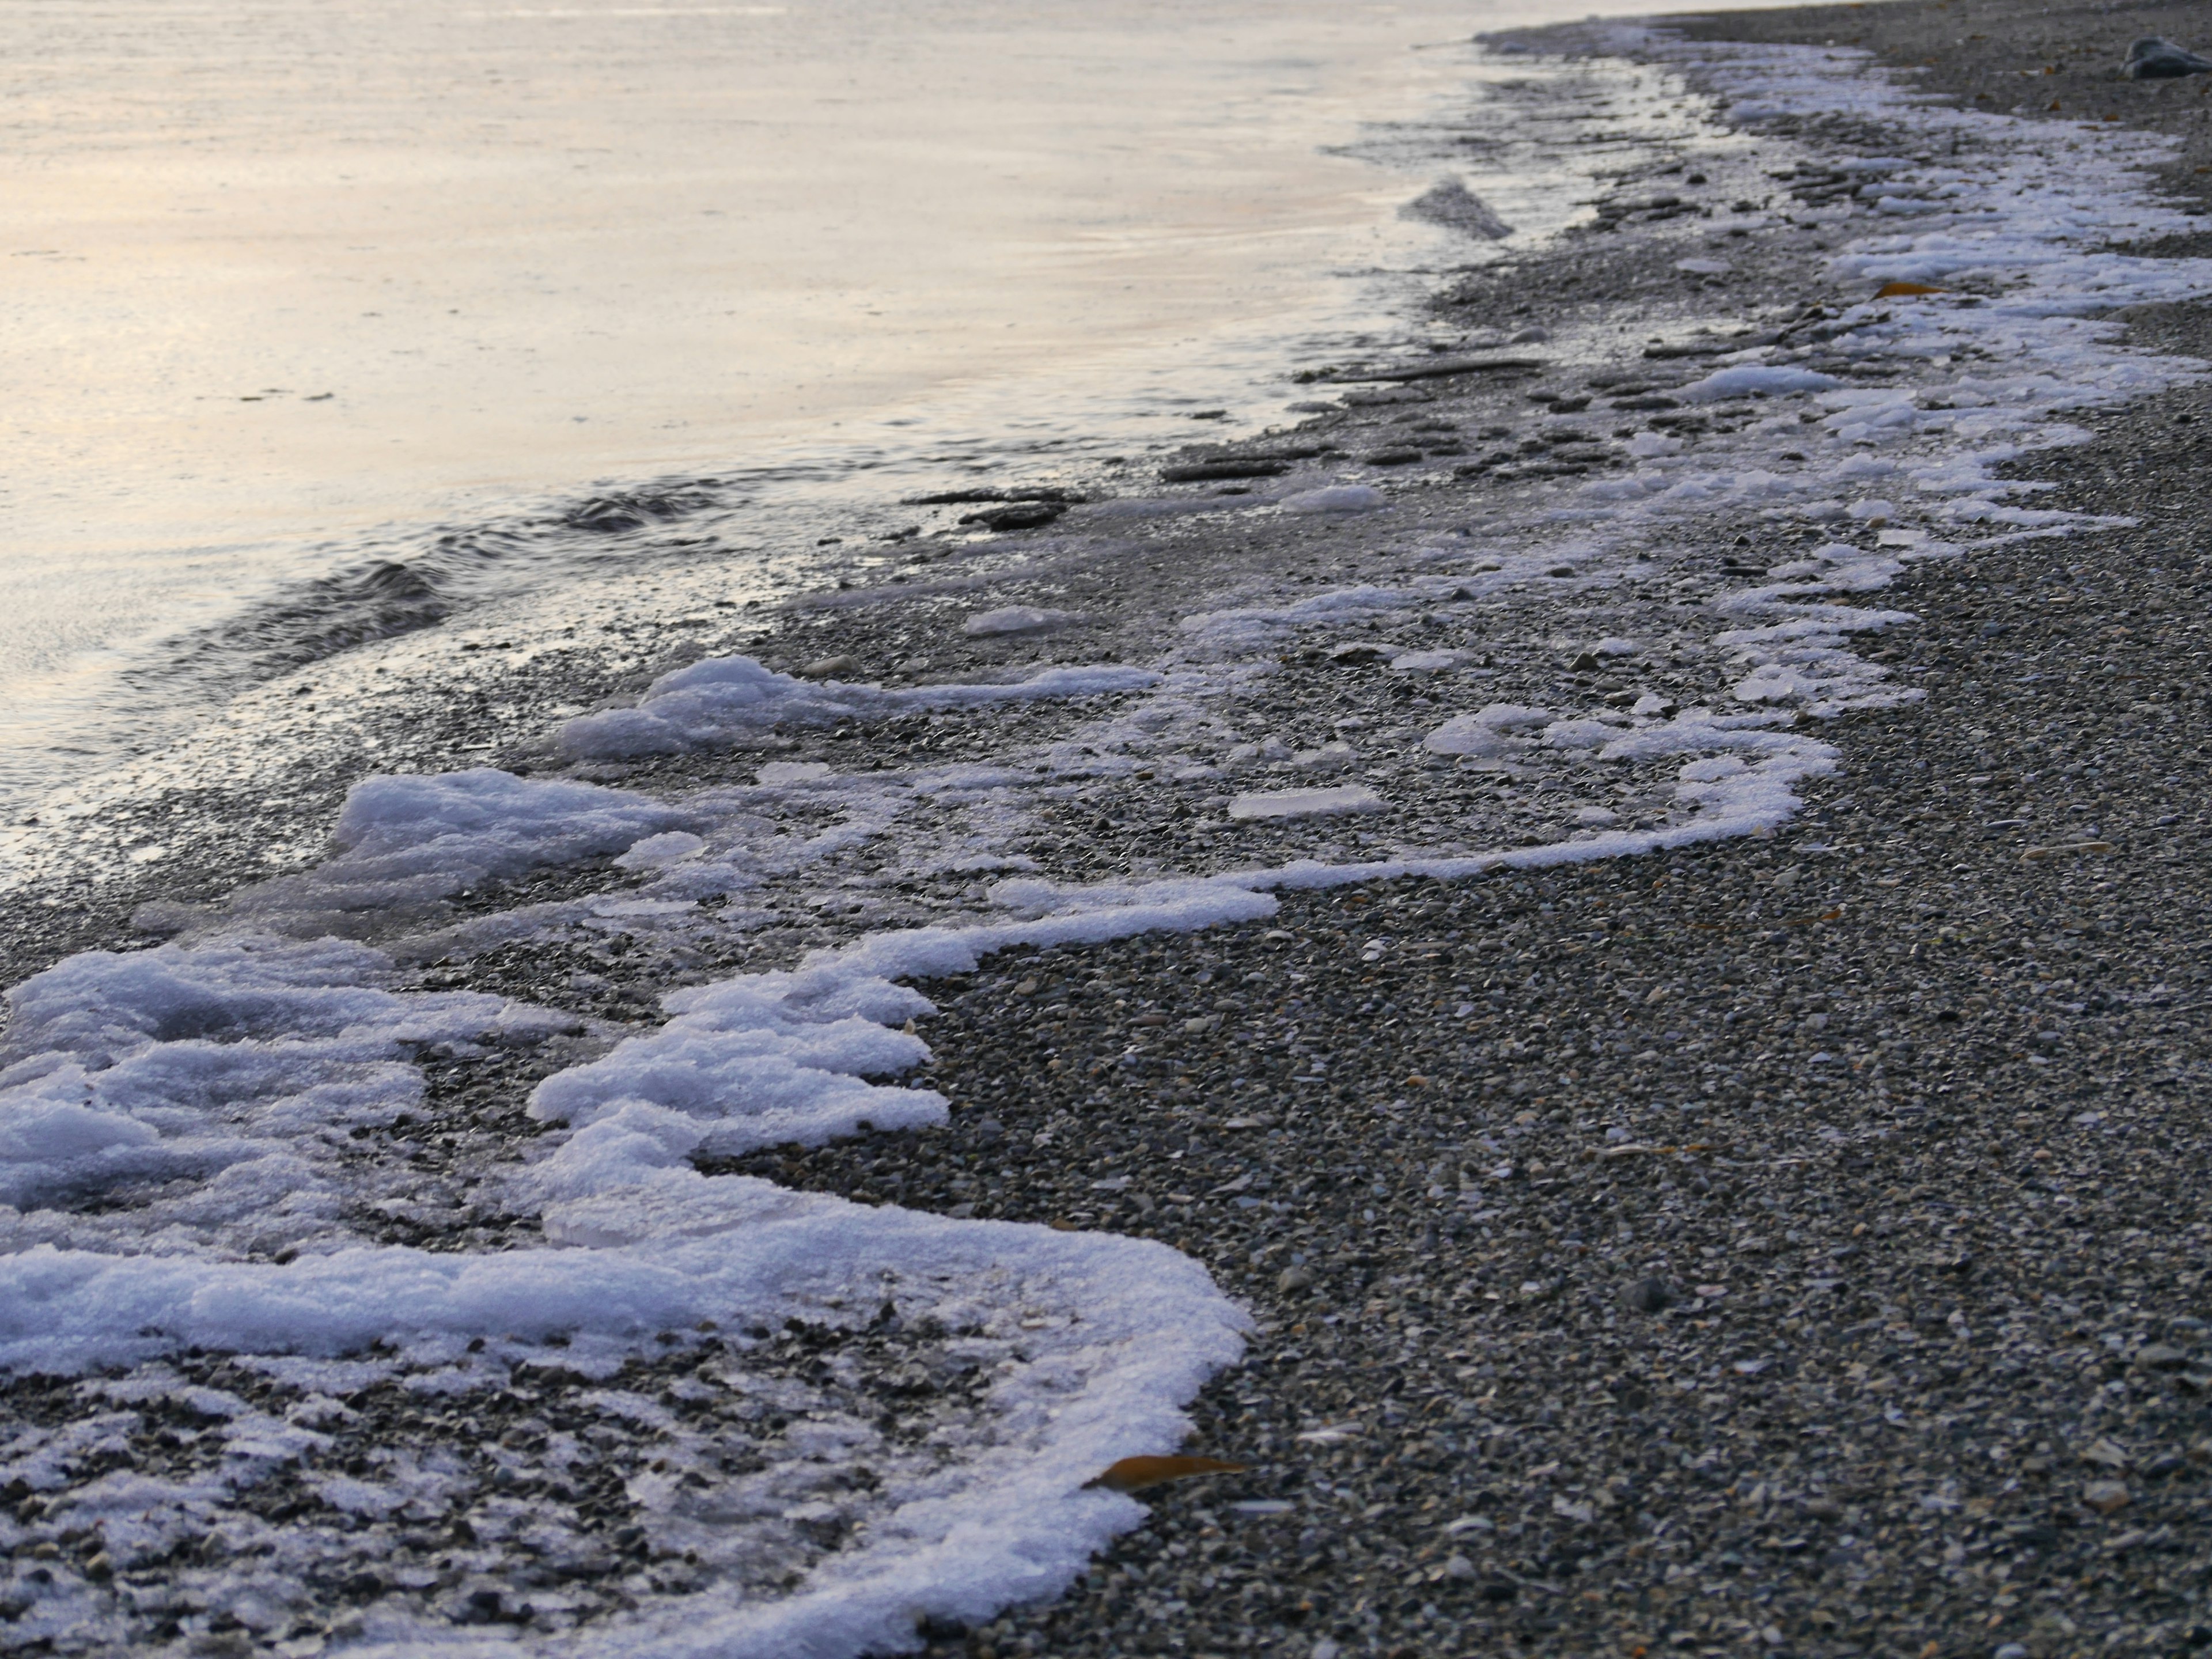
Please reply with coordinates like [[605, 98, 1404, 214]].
[[0, 0, 1747, 818]]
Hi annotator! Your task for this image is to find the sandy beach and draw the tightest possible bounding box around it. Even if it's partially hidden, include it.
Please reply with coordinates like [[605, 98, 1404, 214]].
[[3, 2, 2211, 1656]]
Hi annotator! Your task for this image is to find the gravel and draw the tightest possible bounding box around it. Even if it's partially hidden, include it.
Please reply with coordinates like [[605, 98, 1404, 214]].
[[6, 3, 2212, 1655]]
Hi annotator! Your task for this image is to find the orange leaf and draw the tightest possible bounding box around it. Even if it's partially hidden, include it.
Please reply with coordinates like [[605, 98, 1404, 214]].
[[1086, 1455, 1249, 1493], [1875, 281, 1945, 297]]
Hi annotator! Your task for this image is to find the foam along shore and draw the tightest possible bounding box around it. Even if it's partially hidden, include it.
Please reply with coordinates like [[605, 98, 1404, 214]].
[[7, 7, 2212, 1655]]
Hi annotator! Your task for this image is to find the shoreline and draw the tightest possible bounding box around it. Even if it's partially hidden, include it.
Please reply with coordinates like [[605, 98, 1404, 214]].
[[5, 5, 2212, 1657]]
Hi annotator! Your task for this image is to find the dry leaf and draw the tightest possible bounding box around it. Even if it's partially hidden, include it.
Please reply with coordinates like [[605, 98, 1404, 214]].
[[1086, 1455, 1249, 1493], [1875, 280, 1946, 297]]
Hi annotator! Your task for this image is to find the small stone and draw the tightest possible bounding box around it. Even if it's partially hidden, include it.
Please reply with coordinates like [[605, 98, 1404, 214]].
[[2080, 1437, 2129, 1470], [1625, 1277, 1675, 1313], [2082, 1479, 2131, 1514], [1443, 1554, 1476, 1580], [1278, 1266, 1316, 1293], [2135, 1343, 2190, 1370], [1995, 1646, 2031, 1659], [800, 655, 859, 679]]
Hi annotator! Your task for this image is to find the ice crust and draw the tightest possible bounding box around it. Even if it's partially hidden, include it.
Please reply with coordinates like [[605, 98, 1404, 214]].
[[10, 28, 2212, 1658]]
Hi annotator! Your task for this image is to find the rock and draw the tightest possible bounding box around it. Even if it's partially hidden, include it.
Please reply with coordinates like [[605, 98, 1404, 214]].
[[2082, 1479, 2130, 1514], [1278, 1266, 1316, 1293], [957, 501, 1067, 532], [963, 606, 1079, 638], [2124, 36, 2212, 77], [1226, 785, 1388, 822], [1327, 642, 1391, 665], [1443, 1554, 1476, 1579], [2135, 1342, 2190, 1370], [1402, 177, 1514, 240], [1160, 459, 1294, 483], [1675, 257, 1733, 276], [2080, 1437, 2129, 1469], [1625, 1277, 1675, 1313], [801, 655, 861, 678]]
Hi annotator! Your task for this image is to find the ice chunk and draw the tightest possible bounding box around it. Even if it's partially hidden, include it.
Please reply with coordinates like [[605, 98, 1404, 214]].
[[963, 605, 1079, 637], [1278, 484, 1385, 514], [614, 830, 706, 869], [1387, 649, 1463, 673], [1226, 785, 1387, 821], [1422, 704, 1553, 758], [756, 761, 836, 786]]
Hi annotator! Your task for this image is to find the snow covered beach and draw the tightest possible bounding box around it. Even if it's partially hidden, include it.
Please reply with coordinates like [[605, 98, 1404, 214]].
[[7, 5, 2212, 1654]]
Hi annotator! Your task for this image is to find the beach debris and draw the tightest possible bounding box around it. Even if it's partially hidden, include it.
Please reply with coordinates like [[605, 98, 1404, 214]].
[[962, 605, 1080, 638], [1087, 1455, 1249, 1493], [1226, 785, 1387, 821], [2124, 36, 2212, 78], [1876, 279, 1946, 297], [1402, 176, 1514, 239], [1675, 256, 1732, 276], [2020, 840, 2113, 861], [1294, 1421, 1364, 1445]]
